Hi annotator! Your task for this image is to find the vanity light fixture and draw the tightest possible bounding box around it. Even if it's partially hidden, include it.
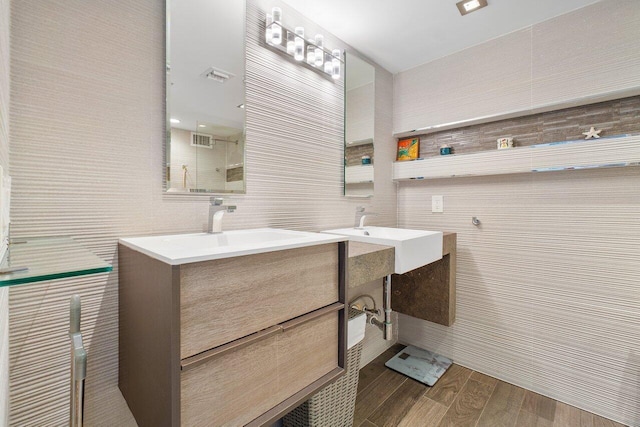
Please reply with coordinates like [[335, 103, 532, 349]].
[[264, 7, 343, 80], [314, 34, 324, 67], [294, 27, 305, 61], [237, 104, 245, 109], [331, 49, 341, 80], [271, 7, 282, 45], [170, 118, 181, 124], [198, 124, 207, 128], [266, 13, 273, 43], [456, 0, 488, 16]]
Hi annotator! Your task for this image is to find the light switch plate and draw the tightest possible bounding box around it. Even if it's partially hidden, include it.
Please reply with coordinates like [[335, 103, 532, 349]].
[[432, 195, 444, 213]]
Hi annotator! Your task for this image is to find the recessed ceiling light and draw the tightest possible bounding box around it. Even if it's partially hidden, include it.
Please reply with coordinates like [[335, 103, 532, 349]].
[[198, 124, 206, 128], [170, 118, 180, 124], [237, 104, 245, 109], [456, 0, 488, 16]]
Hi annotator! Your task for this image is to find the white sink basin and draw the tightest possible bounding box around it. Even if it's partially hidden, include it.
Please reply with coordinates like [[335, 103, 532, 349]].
[[120, 228, 347, 265], [322, 226, 443, 274]]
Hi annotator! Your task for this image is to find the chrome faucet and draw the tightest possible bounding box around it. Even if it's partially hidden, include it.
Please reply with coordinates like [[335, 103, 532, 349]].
[[354, 206, 376, 229], [208, 197, 236, 234]]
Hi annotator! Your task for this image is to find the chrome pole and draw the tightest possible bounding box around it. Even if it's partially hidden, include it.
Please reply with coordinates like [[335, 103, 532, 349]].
[[383, 275, 393, 340], [69, 295, 86, 427]]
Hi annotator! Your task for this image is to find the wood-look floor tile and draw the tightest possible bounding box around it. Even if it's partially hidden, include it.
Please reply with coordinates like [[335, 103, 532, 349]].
[[353, 369, 406, 427], [554, 402, 581, 426], [554, 402, 627, 427], [368, 379, 429, 427], [357, 344, 405, 394], [476, 380, 526, 427], [589, 411, 627, 427], [470, 371, 498, 386], [436, 377, 496, 427], [424, 364, 473, 407], [521, 390, 557, 421], [581, 410, 596, 427], [516, 409, 555, 427], [359, 421, 377, 427], [397, 396, 448, 427]]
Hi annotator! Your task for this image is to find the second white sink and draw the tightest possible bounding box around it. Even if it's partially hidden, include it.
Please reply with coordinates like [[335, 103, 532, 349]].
[[322, 226, 443, 274]]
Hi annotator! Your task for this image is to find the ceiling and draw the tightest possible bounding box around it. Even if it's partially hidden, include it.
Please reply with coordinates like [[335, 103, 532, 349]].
[[281, 0, 600, 74], [169, 0, 245, 132]]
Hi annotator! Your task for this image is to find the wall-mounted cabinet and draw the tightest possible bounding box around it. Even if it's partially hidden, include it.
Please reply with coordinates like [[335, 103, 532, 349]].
[[118, 241, 347, 427]]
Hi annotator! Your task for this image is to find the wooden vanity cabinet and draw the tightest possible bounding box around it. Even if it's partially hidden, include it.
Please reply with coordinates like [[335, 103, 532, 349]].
[[119, 242, 347, 427]]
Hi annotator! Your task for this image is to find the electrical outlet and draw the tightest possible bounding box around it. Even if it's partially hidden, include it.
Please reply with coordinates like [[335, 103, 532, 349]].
[[432, 195, 444, 213]]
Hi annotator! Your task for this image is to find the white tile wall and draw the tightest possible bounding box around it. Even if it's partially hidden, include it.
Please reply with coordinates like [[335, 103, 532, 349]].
[[393, 27, 532, 134], [393, 0, 640, 135], [8, 0, 396, 425], [392, 7, 640, 421], [397, 166, 640, 426]]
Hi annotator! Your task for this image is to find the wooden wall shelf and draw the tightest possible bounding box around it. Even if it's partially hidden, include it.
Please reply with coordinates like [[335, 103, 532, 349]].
[[392, 134, 640, 181]]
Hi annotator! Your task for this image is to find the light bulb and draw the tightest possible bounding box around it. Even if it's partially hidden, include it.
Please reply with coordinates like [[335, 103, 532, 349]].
[[265, 13, 273, 44], [323, 53, 332, 74], [271, 7, 282, 45], [331, 49, 341, 80], [294, 27, 304, 61], [314, 34, 324, 67], [306, 43, 315, 65], [286, 31, 295, 55]]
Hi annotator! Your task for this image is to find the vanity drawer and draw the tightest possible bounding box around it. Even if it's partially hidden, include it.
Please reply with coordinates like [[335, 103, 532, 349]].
[[180, 243, 339, 358], [180, 308, 340, 427]]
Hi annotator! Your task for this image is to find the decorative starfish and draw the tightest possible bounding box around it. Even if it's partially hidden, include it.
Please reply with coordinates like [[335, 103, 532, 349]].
[[582, 126, 602, 139]]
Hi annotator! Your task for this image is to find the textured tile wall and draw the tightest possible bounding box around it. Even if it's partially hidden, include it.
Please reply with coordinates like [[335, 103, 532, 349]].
[[416, 95, 640, 157], [393, 0, 640, 135], [7, 0, 397, 425], [0, 0, 9, 423], [393, 5, 640, 425], [398, 165, 640, 426]]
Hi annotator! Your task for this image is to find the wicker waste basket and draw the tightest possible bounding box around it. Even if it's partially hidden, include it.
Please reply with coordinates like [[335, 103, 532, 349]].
[[283, 309, 365, 427]]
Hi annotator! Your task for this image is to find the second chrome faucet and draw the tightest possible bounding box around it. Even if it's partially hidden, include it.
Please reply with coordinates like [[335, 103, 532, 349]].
[[354, 206, 376, 229]]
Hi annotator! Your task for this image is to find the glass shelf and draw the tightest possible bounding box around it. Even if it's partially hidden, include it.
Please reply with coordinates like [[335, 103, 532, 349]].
[[0, 237, 112, 287]]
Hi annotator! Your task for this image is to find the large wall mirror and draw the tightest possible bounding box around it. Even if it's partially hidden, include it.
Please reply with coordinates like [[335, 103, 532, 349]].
[[165, 0, 246, 194], [344, 53, 375, 197]]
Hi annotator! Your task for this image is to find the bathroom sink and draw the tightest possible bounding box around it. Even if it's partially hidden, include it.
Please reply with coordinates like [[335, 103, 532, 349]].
[[322, 227, 443, 274], [120, 228, 347, 265]]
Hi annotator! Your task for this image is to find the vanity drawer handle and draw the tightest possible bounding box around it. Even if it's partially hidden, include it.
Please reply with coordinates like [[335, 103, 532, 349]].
[[280, 302, 344, 332], [181, 325, 283, 371]]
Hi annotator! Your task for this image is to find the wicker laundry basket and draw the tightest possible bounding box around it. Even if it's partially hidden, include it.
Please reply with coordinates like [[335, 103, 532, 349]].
[[283, 309, 364, 427]]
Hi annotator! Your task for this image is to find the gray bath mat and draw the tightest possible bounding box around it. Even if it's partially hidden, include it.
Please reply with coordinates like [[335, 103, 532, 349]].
[[385, 345, 453, 386]]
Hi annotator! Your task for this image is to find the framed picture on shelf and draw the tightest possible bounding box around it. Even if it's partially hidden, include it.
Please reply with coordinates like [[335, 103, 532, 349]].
[[397, 138, 420, 161]]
